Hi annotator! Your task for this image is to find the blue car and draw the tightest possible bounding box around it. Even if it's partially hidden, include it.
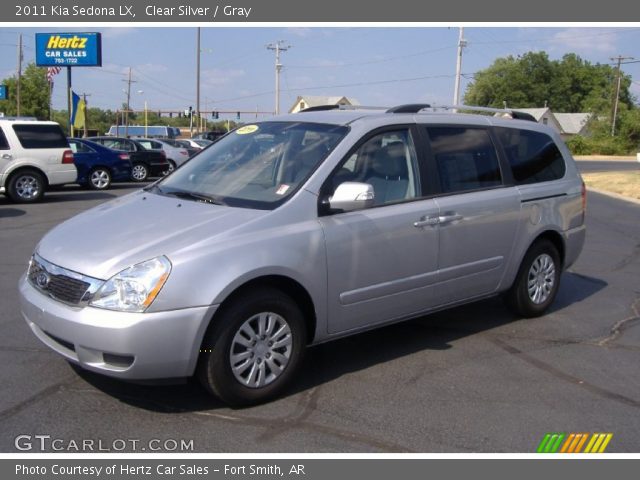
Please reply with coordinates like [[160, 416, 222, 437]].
[[68, 138, 133, 190]]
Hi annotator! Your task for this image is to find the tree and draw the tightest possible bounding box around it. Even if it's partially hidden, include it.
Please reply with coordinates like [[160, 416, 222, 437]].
[[464, 52, 633, 113], [0, 63, 51, 119]]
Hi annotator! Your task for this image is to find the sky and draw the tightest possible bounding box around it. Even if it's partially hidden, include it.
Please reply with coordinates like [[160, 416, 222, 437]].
[[1, 26, 640, 121]]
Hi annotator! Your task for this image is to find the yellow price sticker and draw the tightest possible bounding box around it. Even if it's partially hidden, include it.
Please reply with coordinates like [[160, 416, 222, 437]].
[[236, 125, 259, 135]]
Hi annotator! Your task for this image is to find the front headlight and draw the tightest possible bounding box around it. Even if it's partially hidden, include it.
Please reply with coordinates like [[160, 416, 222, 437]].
[[90, 256, 171, 312]]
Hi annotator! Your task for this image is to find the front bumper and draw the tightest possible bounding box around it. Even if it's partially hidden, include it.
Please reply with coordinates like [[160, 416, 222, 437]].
[[19, 274, 217, 380]]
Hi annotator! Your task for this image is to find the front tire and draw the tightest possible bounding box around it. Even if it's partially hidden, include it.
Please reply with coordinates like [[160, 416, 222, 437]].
[[7, 170, 45, 203], [505, 240, 561, 318], [131, 163, 149, 182], [87, 167, 112, 190], [197, 288, 307, 406]]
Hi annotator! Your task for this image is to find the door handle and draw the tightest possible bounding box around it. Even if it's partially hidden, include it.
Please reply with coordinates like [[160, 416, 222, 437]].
[[1, 154, 12, 160], [438, 214, 463, 225], [413, 216, 439, 228]]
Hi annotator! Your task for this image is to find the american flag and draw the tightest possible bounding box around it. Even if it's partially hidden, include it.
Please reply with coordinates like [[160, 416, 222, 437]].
[[46, 66, 61, 82]]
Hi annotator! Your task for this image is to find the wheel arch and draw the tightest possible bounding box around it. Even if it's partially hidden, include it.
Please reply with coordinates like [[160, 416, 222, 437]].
[[203, 274, 318, 348], [5, 165, 49, 188]]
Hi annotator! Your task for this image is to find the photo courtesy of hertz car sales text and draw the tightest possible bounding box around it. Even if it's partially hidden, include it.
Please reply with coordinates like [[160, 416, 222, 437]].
[[19, 104, 586, 406]]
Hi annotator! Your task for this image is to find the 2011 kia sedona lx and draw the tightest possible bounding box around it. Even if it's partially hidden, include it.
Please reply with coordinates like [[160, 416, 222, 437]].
[[19, 104, 586, 405]]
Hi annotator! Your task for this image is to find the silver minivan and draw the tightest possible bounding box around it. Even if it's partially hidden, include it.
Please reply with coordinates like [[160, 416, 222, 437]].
[[19, 105, 586, 405]]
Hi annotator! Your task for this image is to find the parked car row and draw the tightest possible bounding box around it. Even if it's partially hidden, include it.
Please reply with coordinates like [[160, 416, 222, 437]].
[[1, 118, 218, 203]]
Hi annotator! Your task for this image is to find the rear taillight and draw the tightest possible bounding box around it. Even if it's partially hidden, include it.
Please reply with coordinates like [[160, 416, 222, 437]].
[[118, 153, 130, 161], [62, 150, 74, 164]]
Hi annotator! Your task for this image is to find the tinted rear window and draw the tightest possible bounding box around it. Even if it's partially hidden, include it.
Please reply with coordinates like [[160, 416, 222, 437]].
[[12, 124, 68, 149], [426, 127, 502, 194], [495, 128, 566, 184]]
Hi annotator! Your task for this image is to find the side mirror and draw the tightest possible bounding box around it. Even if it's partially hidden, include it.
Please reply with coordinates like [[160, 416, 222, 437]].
[[329, 182, 375, 212]]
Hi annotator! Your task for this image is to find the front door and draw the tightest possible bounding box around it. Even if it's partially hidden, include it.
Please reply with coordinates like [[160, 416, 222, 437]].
[[319, 127, 442, 334]]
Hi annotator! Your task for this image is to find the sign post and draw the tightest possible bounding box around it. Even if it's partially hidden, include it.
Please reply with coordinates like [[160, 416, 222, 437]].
[[35, 32, 102, 133]]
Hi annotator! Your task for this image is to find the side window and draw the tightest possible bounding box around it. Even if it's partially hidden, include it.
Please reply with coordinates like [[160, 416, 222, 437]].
[[69, 141, 94, 154], [327, 129, 421, 206], [494, 127, 566, 184], [426, 127, 502, 194], [0, 127, 9, 150], [12, 124, 68, 149]]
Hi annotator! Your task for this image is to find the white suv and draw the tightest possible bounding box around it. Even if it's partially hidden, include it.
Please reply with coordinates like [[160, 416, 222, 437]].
[[0, 119, 76, 203]]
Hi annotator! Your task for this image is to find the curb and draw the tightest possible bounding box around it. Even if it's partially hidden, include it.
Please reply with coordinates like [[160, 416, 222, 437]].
[[573, 155, 638, 163], [586, 187, 640, 206]]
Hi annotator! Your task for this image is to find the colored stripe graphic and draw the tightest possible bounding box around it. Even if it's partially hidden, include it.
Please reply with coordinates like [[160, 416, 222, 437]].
[[538, 433, 612, 453]]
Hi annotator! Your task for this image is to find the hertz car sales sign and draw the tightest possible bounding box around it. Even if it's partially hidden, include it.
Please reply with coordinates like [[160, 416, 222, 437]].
[[35, 32, 102, 67]]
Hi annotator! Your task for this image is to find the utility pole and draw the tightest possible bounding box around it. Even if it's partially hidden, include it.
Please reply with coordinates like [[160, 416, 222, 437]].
[[452, 27, 467, 109], [610, 55, 634, 136], [196, 27, 201, 135], [122, 67, 137, 137], [267, 40, 291, 115], [16, 33, 23, 117]]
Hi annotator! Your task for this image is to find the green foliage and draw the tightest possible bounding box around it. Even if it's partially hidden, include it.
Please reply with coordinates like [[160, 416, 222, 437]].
[[0, 63, 51, 119], [464, 52, 632, 113]]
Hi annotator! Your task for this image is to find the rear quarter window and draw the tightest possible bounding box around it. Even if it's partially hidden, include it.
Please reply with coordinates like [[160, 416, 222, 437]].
[[495, 127, 566, 184], [12, 124, 68, 149], [0, 127, 9, 150]]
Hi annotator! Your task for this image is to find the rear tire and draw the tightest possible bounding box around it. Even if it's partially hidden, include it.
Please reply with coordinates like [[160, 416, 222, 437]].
[[7, 170, 45, 203], [131, 163, 149, 182], [197, 288, 307, 406], [505, 239, 561, 318], [87, 167, 112, 190], [163, 160, 176, 176]]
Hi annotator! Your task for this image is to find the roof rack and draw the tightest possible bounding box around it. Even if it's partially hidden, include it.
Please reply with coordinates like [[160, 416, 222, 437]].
[[435, 104, 537, 122], [0, 116, 39, 121], [299, 104, 386, 113], [297, 103, 537, 122], [386, 104, 431, 113]]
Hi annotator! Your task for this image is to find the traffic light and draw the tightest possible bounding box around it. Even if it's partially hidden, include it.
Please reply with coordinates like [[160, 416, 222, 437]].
[[212, 111, 219, 119], [236, 112, 240, 121]]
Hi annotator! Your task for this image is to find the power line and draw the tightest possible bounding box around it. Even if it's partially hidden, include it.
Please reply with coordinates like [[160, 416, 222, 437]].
[[287, 45, 457, 70]]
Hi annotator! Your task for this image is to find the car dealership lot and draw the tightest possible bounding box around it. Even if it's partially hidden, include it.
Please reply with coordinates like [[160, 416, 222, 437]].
[[1, 183, 639, 452]]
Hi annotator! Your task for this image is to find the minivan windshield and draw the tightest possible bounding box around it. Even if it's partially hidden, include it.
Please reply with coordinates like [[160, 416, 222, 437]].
[[156, 121, 348, 209]]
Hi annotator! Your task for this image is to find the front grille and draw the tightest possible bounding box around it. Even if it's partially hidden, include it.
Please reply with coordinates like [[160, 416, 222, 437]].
[[46, 274, 90, 304], [27, 255, 102, 306]]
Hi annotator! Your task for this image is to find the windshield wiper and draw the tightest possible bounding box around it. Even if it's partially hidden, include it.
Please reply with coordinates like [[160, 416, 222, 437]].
[[143, 183, 163, 193], [162, 190, 226, 205]]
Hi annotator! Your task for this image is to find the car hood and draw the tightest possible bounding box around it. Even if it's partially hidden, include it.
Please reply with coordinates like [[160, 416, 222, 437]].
[[36, 190, 267, 279]]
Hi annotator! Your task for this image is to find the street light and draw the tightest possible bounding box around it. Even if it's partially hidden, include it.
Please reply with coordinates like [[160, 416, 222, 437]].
[[137, 90, 148, 137]]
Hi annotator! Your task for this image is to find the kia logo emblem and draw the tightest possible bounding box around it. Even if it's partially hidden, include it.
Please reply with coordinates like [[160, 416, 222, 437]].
[[35, 272, 50, 288]]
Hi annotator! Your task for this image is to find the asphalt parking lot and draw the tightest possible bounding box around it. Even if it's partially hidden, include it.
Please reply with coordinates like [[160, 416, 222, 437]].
[[1, 181, 639, 453]]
